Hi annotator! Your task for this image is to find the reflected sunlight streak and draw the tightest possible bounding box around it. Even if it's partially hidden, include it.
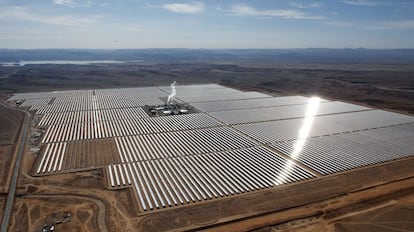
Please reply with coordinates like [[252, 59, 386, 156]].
[[273, 97, 320, 185]]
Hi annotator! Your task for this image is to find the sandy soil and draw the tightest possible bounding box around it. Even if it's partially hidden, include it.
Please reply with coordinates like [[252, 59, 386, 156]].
[[10, 196, 100, 232], [333, 200, 414, 232], [12, 148, 138, 231], [0, 100, 24, 196], [257, 187, 414, 232], [0, 102, 23, 145], [0, 145, 15, 193], [0, 196, 5, 224]]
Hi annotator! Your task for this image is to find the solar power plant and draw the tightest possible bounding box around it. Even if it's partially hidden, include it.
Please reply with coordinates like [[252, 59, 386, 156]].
[[8, 84, 414, 212]]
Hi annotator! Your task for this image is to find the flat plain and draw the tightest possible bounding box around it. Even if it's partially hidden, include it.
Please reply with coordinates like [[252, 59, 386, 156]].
[[0, 61, 413, 231], [0, 100, 23, 193], [1, 62, 413, 114]]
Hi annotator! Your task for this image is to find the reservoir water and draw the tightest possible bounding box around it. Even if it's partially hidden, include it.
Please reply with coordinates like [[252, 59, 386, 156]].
[[1, 60, 140, 66]]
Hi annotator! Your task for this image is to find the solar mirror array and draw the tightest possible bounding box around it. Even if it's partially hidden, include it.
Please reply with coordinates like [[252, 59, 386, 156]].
[[8, 84, 414, 211]]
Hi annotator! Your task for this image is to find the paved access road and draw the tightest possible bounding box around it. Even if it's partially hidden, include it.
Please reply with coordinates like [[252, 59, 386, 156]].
[[0, 102, 30, 232]]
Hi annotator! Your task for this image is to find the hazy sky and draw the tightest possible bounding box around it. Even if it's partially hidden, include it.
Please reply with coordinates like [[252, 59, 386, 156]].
[[1, 0, 414, 49]]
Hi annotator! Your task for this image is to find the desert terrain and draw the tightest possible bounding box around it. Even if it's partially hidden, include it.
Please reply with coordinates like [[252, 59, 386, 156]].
[[0, 100, 24, 199], [256, 178, 414, 232], [9, 150, 414, 231], [1, 62, 413, 115], [0, 60, 413, 231]]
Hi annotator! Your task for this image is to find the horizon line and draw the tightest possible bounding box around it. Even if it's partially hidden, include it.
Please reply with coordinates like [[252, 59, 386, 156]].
[[1, 48, 414, 50]]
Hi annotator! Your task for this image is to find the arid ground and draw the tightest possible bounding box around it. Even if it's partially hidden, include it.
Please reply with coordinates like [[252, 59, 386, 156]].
[[1, 62, 413, 114], [0, 61, 413, 231], [0, 100, 24, 198]]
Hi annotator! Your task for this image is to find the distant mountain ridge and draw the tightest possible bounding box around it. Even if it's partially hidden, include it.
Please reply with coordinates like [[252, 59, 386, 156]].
[[1, 48, 414, 63]]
